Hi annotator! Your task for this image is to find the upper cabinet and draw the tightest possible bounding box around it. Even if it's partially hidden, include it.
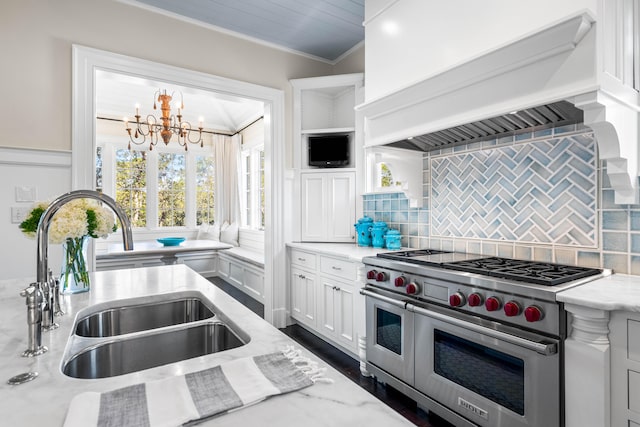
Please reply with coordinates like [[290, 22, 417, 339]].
[[292, 73, 364, 170]]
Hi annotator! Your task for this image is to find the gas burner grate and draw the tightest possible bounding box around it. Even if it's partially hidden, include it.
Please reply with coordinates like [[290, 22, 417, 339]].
[[377, 249, 452, 259], [442, 257, 602, 286]]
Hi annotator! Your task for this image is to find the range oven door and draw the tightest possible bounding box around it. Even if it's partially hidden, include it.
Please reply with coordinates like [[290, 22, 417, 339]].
[[363, 288, 415, 386], [413, 304, 560, 427]]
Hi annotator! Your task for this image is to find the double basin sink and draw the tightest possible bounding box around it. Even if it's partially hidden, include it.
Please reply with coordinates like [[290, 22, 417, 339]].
[[62, 292, 249, 379]]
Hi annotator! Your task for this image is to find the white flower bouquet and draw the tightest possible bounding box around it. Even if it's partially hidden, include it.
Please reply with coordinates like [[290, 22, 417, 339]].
[[19, 198, 118, 293]]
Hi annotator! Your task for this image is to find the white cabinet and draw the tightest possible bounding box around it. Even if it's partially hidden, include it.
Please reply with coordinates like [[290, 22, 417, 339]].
[[610, 311, 640, 427], [287, 246, 363, 357], [290, 74, 364, 243], [289, 249, 317, 328], [318, 255, 358, 353], [300, 171, 355, 242]]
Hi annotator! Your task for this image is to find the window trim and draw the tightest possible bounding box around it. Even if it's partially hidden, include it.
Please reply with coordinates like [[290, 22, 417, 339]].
[[241, 144, 265, 230]]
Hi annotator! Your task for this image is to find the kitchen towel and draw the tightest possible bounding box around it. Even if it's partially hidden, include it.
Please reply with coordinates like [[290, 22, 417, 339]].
[[63, 346, 331, 427]]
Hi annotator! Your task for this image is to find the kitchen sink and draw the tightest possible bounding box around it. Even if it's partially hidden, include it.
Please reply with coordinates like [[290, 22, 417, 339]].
[[63, 322, 246, 379], [74, 297, 214, 337]]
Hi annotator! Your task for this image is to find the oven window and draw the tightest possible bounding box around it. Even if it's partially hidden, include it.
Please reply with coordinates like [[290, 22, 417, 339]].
[[434, 329, 525, 415], [376, 308, 402, 355]]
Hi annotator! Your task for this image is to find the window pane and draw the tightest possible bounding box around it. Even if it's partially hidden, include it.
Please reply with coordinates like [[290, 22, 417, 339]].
[[158, 153, 186, 227], [196, 155, 215, 225], [115, 149, 147, 227]]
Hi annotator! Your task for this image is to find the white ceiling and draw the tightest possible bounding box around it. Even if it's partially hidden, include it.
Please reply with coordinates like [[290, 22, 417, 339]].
[[120, 0, 365, 62], [96, 70, 264, 134]]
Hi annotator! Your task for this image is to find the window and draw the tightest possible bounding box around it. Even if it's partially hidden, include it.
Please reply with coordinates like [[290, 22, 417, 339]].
[[97, 136, 215, 230], [158, 152, 186, 227], [241, 145, 265, 229], [115, 148, 147, 227], [378, 162, 401, 189], [196, 155, 215, 225]]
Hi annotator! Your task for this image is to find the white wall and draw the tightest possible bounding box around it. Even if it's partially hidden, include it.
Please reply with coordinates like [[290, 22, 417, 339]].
[[0, 149, 71, 280]]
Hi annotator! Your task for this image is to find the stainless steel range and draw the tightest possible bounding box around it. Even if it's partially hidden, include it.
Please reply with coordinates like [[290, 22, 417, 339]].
[[361, 250, 607, 427]]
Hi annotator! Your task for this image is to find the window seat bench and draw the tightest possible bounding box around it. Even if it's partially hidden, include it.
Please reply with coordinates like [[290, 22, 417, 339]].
[[217, 246, 265, 302]]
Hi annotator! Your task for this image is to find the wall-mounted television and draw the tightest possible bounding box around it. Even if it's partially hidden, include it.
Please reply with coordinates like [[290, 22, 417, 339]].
[[307, 134, 350, 167]]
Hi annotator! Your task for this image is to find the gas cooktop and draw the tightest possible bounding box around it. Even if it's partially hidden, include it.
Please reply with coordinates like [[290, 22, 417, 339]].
[[376, 250, 603, 286]]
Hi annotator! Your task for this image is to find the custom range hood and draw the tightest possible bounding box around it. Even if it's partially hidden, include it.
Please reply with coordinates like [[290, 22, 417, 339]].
[[357, 10, 640, 204]]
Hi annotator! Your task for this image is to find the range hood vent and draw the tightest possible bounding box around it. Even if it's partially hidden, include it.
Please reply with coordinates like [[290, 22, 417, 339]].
[[389, 101, 584, 152]]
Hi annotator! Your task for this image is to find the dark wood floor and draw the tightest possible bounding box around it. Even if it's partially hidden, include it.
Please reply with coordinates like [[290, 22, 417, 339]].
[[208, 277, 454, 427]]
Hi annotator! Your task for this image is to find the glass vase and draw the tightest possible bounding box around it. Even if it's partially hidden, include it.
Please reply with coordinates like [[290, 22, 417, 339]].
[[60, 236, 90, 294]]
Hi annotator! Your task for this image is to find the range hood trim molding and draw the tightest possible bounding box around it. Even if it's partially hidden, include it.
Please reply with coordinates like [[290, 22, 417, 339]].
[[357, 11, 640, 205]]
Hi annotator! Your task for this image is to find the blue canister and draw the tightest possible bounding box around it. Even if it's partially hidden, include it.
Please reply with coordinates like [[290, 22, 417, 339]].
[[354, 216, 374, 247], [371, 221, 388, 248], [384, 229, 402, 250]]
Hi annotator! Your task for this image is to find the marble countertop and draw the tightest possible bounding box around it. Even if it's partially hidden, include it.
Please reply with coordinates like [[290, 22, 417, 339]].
[[286, 242, 403, 262], [0, 265, 412, 426], [557, 273, 640, 312], [96, 240, 233, 258]]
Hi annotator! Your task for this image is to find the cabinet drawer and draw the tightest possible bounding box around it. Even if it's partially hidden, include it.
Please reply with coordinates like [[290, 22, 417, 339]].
[[290, 249, 316, 270], [320, 256, 356, 281]]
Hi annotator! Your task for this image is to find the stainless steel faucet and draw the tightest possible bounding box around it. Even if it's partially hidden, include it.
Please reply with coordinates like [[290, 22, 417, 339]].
[[21, 190, 134, 357]]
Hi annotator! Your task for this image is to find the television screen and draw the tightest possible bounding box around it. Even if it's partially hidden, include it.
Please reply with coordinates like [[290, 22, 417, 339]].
[[308, 134, 350, 167]]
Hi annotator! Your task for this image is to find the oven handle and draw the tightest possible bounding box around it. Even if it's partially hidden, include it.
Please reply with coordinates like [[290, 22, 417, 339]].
[[360, 288, 408, 310], [409, 304, 557, 356]]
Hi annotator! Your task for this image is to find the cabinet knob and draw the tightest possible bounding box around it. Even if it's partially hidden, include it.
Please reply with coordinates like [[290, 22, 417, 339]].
[[299, 274, 306, 279], [332, 286, 341, 291]]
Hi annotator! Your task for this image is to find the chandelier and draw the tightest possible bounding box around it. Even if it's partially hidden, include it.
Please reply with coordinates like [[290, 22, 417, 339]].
[[124, 89, 204, 151]]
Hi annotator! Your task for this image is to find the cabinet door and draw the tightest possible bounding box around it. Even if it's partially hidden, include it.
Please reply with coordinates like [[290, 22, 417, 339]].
[[290, 267, 316, 327], [319, 279, 337, 336], [318, 277, 356, 353], [300, 174, 326, 241], [335, 283, 356, 351], [326, 172, 356, 242], [301, 172, 355, 242]]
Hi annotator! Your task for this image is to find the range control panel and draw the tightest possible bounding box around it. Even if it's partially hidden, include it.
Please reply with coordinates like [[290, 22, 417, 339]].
[[364, 266, 560, 336]]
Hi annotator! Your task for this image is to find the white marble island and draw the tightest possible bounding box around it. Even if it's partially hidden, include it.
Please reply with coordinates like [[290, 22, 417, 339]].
[[0, 265, 413, 426]]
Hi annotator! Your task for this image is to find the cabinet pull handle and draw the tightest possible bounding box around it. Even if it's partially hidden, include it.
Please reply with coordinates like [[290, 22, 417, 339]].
[[298, 257, 306, 261], [335, 286, 341, 291], [299, 274, 306, 279], [332, 266, 342, 270]]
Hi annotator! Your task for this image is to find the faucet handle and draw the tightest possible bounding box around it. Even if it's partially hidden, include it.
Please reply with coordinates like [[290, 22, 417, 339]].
[[20, 283, 47, 357], [20, 284, 40, 307]]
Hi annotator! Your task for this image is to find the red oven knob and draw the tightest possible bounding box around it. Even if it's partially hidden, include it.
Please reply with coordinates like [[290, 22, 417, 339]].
[[504, 301, 521, 317], [375, 272, 388, 282], [366, 270, 377, 280], [449, 292, 466, 307], [468, 293, 483, 307], [406, 283, 419, 295], [524, 305, 544, 322], [395, 276, 407, 287], [485, 296, 501, 311]]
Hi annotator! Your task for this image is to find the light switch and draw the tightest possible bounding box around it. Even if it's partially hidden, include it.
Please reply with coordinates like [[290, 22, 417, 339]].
[[15, 186, 36, 202], [11, 207, 31, 224]]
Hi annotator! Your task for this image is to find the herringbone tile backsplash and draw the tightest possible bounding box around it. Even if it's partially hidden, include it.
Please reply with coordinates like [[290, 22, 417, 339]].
[[363, 125, 640, 274], [430, 134, 597, 246]]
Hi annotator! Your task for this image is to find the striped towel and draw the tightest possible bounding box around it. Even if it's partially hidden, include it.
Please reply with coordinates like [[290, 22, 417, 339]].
[[63, 347, 330, 427]]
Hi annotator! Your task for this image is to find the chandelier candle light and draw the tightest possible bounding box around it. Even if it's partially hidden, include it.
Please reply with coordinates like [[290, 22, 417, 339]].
[[125, 89, 204, 151]]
